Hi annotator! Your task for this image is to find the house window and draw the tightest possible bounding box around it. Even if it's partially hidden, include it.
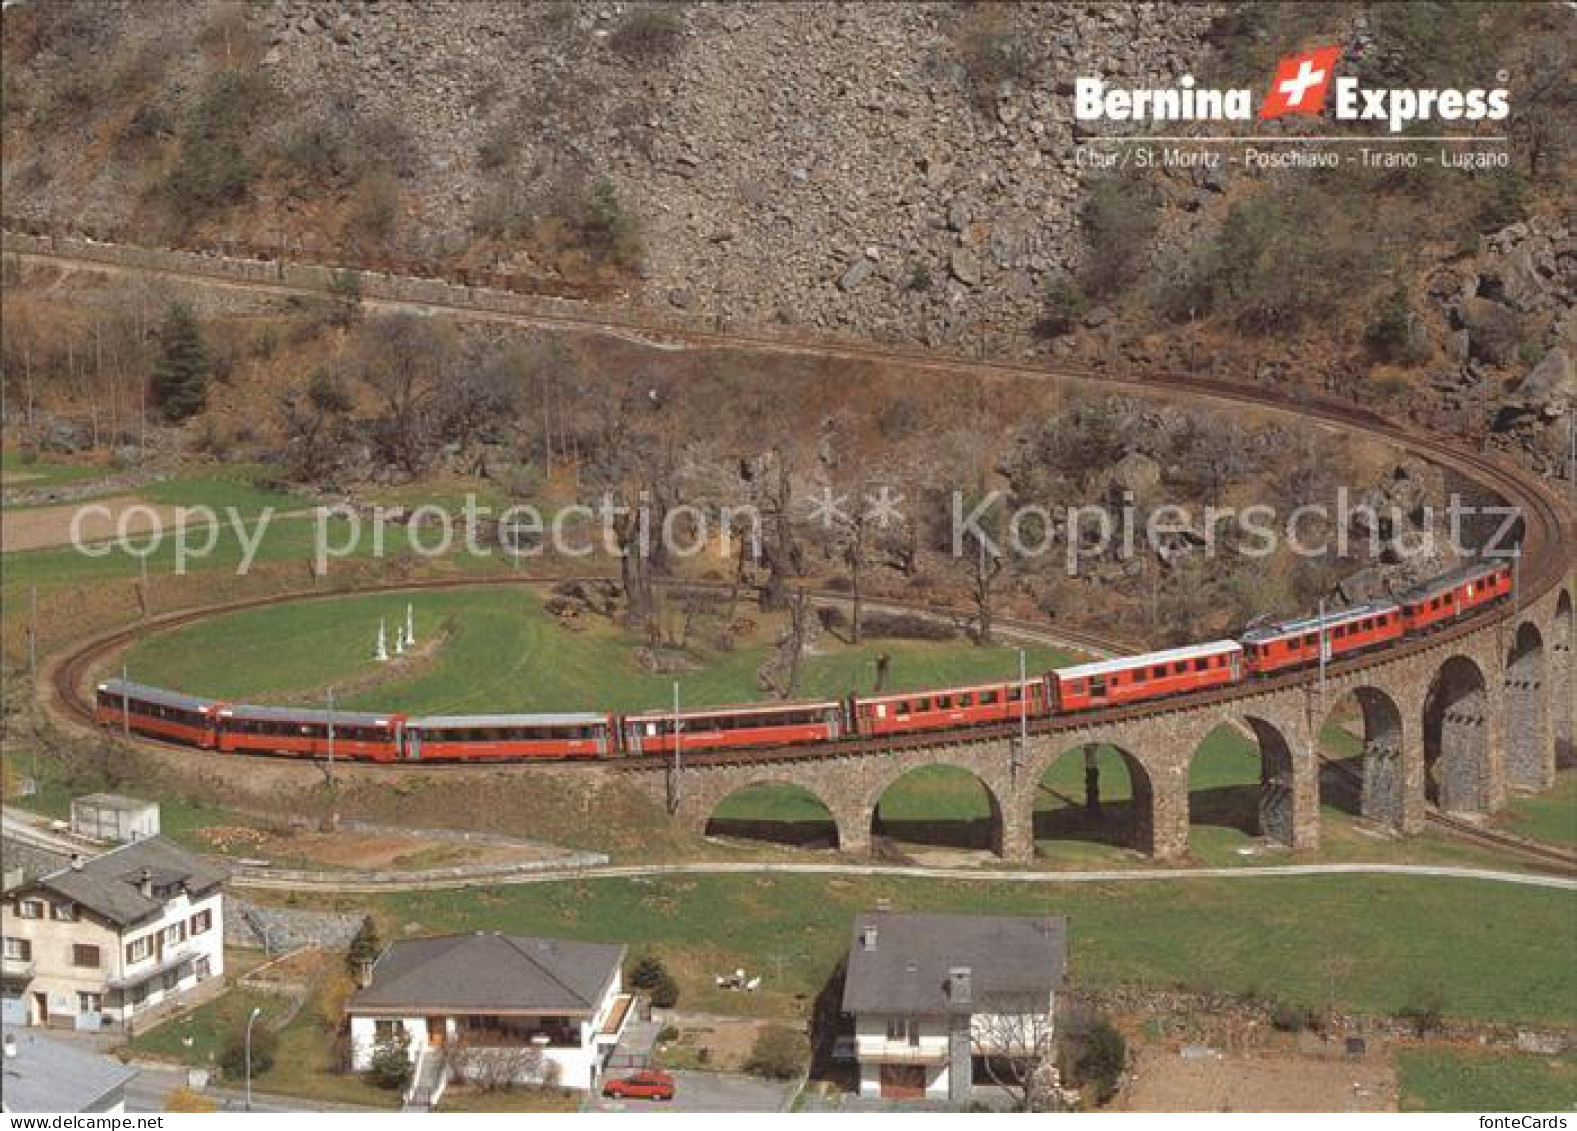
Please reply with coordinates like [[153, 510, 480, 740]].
[[163, 922, 186, 947], [374, 1020, 400, 1041], [73, 944, 101, 968], [2, 937, 31, 961], [885, 1018, 920, 1045], [50, 902, 77, 922], [126, 936, 153, 964], [190, 909, 213, 935], [16, 899, 44, 920], [78, 992, 103, 1014], [195, 956, 212, 981]]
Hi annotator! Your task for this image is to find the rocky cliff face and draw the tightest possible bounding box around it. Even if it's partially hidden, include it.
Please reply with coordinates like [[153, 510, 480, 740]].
[[5, 1, 1217, 340]]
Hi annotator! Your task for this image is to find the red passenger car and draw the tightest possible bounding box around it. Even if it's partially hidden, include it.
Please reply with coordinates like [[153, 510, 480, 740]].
[[1399, 562, 1512, 634], [404, 713, 615, 761], [215, 703, 405, 761], [1241, 602, 1403, 677], [851, 678, 1050, 737], [621, 700, 843, 756], [96, 680, 220, 748], [1050, 641, 1242, 712]]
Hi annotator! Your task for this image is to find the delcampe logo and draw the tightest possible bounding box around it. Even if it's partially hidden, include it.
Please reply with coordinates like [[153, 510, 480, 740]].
[[1258, 46, 1342, 119]]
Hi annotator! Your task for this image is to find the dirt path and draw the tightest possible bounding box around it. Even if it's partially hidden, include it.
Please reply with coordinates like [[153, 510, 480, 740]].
[[2, 496, 195, 551], [1119, 1044, 1396, 1112]]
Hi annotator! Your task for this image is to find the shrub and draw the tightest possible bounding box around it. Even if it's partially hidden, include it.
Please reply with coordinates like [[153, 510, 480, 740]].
[[1080, 178, 1159, 298], [1364, 287, 1427, 364], [1036, 278, 1089, 338], [607, 6, 683, 64], [1270, 1001, 1318, 1033], [743, 1025, 809, 1080], [628, 954, 679, 1008], [165, 1088, 217, 1113], [951, 3, 1034, 113], [368, 1027, 413, 1091], [150, 303, 211, 422], [1062, 1015, 1125, 1105], [1399, 988, 1445, 1037], [219, 1020, 278, 1080]]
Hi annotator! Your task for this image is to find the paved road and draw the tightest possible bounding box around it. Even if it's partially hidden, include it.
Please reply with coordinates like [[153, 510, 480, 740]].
[[8, 805, 1572, 894], [586, 1071, 797, 1114], [233, 858, 1577, 894]]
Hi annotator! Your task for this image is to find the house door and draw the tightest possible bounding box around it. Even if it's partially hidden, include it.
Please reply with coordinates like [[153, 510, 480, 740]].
[[879, 1064, 926, 1099], [426, 1017, 445, 1047], [31, 991, 48, 1026]]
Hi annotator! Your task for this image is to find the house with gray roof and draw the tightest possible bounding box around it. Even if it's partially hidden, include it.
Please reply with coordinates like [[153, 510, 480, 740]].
[[841, 911, 1068, 1104], [0, 1029, 136, 1113], [346, 932, 633, 1100], [1, 837, 226, 1031]]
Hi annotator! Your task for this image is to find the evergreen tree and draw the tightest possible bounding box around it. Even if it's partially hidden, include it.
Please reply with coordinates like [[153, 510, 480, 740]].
[[151, 302, 211, 422], [346, 915, 382, 977]]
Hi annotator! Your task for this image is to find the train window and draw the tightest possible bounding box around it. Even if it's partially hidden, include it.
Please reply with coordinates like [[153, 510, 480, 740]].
[[1007, 686, 1022, 702], [1151, 666, 1166, 680], [980, 690, 999, 705], [897, 702, 911, 715], [958, 693, 973, 708], [1194, 658, 1208, 672], [935, 696, 951, 710]]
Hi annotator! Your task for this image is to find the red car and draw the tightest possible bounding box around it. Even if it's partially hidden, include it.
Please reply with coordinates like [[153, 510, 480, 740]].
[[602, 1069, 676, 1101]]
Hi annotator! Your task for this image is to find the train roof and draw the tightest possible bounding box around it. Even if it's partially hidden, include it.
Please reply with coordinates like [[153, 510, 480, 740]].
[[1240, 602, 1400, 643], [97, 679, 216, 713], [1053, 639, 1241, 681], [217, 703, 395, 726], [855, 677, 1042, 705], [409, 713, 609, 729], [624, 700, 841, 721], [1400, 561, 1509, 602]]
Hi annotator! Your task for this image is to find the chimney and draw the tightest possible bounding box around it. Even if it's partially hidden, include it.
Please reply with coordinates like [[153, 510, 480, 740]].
[[860, 924, 878, 952], [70, 853, 86, 871], [3, 1032, 16, 1058], [138, 867, 153, 898], [948, 966, 972, 1006], [355, 959, 374, 990]]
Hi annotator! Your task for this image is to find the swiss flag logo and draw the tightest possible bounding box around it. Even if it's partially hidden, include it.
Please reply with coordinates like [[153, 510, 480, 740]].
[[1259, 46, 1342, 119]]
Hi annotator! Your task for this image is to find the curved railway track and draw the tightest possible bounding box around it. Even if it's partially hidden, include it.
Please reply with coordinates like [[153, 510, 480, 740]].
[[25, 237, 1575, 819]]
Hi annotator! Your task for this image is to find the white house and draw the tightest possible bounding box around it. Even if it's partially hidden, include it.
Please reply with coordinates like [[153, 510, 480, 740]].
[[841, 910, 1068, 1104], [1, 838, 226, 1031], [346, 932, 632, 1101]]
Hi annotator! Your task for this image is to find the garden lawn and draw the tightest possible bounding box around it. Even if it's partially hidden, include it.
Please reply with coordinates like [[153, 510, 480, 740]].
[[341, 871, 1577, 1027], [1394, 1046, 1577, 1111], [121, 585, 1072, 714]]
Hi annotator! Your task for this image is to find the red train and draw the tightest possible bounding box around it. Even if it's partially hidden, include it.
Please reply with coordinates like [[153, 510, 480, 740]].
[[94, 561, 1513, 763]]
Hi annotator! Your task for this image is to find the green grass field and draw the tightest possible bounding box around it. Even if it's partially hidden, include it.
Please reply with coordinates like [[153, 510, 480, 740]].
[[121, 585, 1073, 714], [128, 979, 398, 1109], [1394, 1047, 1577, 1111], [0, 450, 109, 491], [318, 871, 1576, 1027], [1501, 768, 1577, 849]]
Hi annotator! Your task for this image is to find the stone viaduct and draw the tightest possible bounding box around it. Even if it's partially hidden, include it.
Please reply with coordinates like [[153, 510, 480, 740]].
[[624, 580, 1574, 862]]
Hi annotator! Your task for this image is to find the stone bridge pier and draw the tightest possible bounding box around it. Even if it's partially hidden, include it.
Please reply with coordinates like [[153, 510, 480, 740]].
[[618, 580, 1572, 864]]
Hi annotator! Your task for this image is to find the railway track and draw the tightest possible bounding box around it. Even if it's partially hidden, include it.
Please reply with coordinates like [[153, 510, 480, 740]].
[[23, 235, 1576, 801], [1318, 752, 1577, 873]]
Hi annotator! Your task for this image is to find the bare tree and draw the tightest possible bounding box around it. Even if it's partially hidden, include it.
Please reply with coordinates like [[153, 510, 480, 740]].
[[447, 1038, 559, 1093], [278, 368, 353, 483], [972, 1002, 1062, 1112], [347, 314, 453, 476]]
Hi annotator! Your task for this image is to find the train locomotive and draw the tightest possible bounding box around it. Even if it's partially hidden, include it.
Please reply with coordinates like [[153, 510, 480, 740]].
[[95, 561, 1513, 763]]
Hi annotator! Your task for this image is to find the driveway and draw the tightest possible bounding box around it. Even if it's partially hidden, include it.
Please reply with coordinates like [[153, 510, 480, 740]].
[[587, 1071, 797, 1113]]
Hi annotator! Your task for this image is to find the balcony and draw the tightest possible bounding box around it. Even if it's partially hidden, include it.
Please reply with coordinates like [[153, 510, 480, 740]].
[[0, 955, 35, 982], [854, 1040, 948, 1066]]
